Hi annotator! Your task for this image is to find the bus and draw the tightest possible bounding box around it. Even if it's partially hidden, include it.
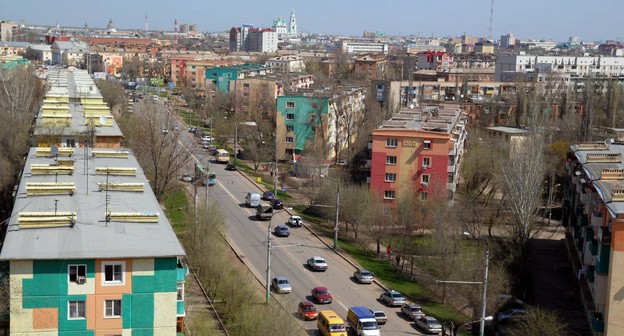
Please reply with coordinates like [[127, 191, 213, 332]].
[[317, 310, 347, 336], [216, 149, 230, 163]]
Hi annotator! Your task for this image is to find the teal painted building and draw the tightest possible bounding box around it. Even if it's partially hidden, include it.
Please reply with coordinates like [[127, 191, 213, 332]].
[[205, 64, 270, 93], [275, 95, 329, 161]]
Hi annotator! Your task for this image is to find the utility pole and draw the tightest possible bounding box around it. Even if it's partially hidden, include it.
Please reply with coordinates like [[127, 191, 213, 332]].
[[480, 250, 490, 336]]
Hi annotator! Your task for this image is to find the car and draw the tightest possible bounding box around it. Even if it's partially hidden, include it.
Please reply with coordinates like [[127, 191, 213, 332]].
[[200, 135, 212, 142], [225, 163, 236, 171], [287, 215, 303, 227], [379, 290, 406, 307], [273, 224, 290, 237], [270, 276, 292, 294], [298, 300, 319, 321], [311, 286, 332, 304], [202, 143, 212, 149], [368, 308, 387, 325], [353, 269, 375, 284], [401, 303, 425, 320], [188, 127, 197, 133], [497, 308, 527, 323], [262, 191, 275, 201], [307, 256, 328, 271], [180, 174, 193, 182], [161, 128, 169, 134], [271, 198, 283, 209], [415, 316, 443, 334]]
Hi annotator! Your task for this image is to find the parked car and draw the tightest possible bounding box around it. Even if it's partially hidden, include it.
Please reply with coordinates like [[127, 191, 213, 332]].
[[225, 163, 236, 171], [273, 224, 290, 237], [287, 215, 303, 227], [415, 316, 442, 334], [368, 308, 387, 325], [200, 135, 212, 142], [262, 191, 275, 201], [311, 286, 332, 304], [298, 300, 319, 320], [379, 290, 406, 307], [353, 269, 374, 284], [270, 276, 292, 294], [307, 256, 328, 271], [188, 127, 197, 133], [497, 308, 527, 323], [271, 198, 283, 209], [401, 303, 425, 320], [180, 174, 192, 182]]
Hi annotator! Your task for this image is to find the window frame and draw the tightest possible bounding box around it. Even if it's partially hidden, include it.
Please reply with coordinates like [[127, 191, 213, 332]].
[[104, 299, 122, 319], [68, 264, 87, 283], [177, 282, 185, 301], [423, 157, 431, 168], [286, 113, 295, 120], [385, 156, 397, 165], [286, 101, 296, 109], [386, 138, 398, 148], [422, 174, 430, 184], [384, 190, 395, 199], [384, 173, 396, 182], [68, 300, 86, 320], [421, 192, 428, 200], [285, 136, 294, 144], [102, 261, 125, 286], [286, 125, 294, 132], [423, 140, 432, 149]]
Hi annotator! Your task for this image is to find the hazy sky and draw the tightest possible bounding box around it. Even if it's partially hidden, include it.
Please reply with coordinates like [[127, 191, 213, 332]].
[[2, 0, 621, 42]]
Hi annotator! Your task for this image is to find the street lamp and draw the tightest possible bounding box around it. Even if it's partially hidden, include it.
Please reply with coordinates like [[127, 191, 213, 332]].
[[318, 176, 340, 251], [265, 207, 294, 304], [453, 316, 493, 336]]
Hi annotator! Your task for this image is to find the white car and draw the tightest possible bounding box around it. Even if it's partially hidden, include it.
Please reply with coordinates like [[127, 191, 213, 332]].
[[415, 316, 442, 334], [200, 135, 212, 142], [307, 256, 328, 271], [271, 276, 292, 294], [287, 215, 303, 227]]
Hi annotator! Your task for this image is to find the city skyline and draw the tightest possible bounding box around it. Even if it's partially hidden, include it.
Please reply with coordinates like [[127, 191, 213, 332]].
[[1, 0, 622, 42]]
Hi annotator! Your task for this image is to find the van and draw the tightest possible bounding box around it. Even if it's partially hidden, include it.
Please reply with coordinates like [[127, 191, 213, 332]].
[[346, 306, 380, 336], [245, 192, 261, 207], [317, 310, 347, 336]]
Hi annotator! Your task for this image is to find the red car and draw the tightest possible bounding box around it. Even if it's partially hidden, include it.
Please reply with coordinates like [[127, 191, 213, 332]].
[[311, 286, 333, 304], [298, 300, 318, 320]]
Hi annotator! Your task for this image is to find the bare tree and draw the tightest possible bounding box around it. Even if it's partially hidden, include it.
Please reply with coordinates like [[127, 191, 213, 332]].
[[506, 307, 569, 336], [96, 79, 127, 114]]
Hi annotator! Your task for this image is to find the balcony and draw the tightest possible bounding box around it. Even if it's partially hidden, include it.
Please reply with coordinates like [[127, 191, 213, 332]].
[[596, 244, 610, 274], [177, 300, 185, 316], [177, 265, 188, 282], [447, 164, 456, 173]]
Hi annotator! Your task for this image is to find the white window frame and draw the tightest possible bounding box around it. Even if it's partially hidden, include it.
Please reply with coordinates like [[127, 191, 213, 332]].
[[102, 261, 125, 286], [68, 264, 87, 283], [177, 282, 185, 301], [422, 174, 430, 184], [285, 136, 294, 144], [423, 140, 432, 149], [384, 190, 395, 199], [68, 300, 86, 320], [286, 125, 294, 132], [385, 173, 396, 182], [386, 156, 397, 165], [104, 299, 122, 318], [421, 192, 428, 200], [423, 157, 431, 168], [386, 138, 398, 147], [286, 101, 296, 109]]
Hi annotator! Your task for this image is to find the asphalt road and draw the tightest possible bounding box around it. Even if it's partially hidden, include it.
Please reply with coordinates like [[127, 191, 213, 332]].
[[158, 100, 424, 335]]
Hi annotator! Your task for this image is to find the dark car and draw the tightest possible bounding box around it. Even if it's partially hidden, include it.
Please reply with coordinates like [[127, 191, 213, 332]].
[[311, 286, 332, 304], [273, 225, 290, 237], [271, 198, 283, 209], [262, 191, 275, 201], [225, 163, 236, 171]]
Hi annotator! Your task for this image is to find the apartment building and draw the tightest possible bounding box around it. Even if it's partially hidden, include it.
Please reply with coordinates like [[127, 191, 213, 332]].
[[340, 40, 389, 54], [369, 104, 467, 203], [416, 51, 454, 72], [495, 55, 624, 81], [563, 142, 624, 335], [229, 25, 278, 53], [205, 64, 271, 94], [353, 54, 387, 81], [170, 56, 243, 92], [275, 86, 367, 162], [265, 55, 306, 73], [0, 69, 187, 335], [51, 41, 89, 67]]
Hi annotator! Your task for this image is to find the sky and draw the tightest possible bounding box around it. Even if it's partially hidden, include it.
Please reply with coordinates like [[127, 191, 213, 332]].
[[1, 0, 622, 43]]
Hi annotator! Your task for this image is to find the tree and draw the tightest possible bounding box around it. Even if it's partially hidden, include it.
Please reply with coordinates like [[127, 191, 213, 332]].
[[506, 307, 568, 336], [119, 100, 193, 200], [96, 79, 126, 114]]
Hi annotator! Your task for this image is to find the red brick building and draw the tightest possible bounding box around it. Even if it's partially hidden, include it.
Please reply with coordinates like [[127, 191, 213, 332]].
[[353, 54, 387, 80]]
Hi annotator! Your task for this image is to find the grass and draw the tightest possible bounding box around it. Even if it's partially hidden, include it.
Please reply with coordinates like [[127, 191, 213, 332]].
[[161, 186, 189, 233]]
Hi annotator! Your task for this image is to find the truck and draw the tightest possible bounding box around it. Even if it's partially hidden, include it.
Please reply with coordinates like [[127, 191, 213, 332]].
[[346, 306, 380, 336], [256, 204, 274, 220]]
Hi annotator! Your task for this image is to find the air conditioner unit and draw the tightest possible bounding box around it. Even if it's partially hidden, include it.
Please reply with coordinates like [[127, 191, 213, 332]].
[[76, 276, 86, 285], [422, 182, 429, 188]]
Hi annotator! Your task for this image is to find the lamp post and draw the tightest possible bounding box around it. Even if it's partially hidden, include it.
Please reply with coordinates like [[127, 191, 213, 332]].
[[265, 207, 294, 304], [453, 316, 493, 336]]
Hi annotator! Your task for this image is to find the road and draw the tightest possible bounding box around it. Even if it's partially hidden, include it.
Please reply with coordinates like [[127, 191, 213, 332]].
[[155, 98, 423, 335]]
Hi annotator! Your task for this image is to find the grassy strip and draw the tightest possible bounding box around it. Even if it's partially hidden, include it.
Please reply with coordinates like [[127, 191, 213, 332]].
[[161, 186, 189, 233]]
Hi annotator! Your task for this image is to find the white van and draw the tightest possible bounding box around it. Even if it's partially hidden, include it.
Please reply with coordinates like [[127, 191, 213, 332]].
[[245, 192, 261, 207]]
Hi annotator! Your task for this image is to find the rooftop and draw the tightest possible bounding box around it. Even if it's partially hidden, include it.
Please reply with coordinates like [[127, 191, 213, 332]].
[[377, 104, 465, 133]]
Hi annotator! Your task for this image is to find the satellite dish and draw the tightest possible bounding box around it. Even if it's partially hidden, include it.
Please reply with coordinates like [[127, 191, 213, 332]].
[[50, 145, 59, 158], [99, 116, 107, 125]]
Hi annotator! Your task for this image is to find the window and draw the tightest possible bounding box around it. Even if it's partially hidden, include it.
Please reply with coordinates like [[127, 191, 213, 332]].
[[386, 156, 397, 165], [68, 300, 86, 319], [421, 192, 428, 200], [285, 148, 294, 155], [384, 190, 395, 199], [177, 282, 184, 301], [385, 173, 396, 182], [285, 136, 294, 144], [103, 262, 124, 285], [386, 138, 398, 147], [286, 125, 294, 132], [286, 113, 295, 120], [423, 157, 431, 168], [448, 172, 455, 183], [68, 265, 86, 283], [211, 72, 217, 77], [422, 174, 430, 184], [243, 83, 250, 88], [423, 140, 431, 149], [286, 101, 296, 109], [104, 300, 122, 318]]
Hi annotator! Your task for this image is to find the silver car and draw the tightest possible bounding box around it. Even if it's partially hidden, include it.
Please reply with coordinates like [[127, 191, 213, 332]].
[[415, 316, 442, 334], [271, 276, 292, 294], [353, 269, 374, 284]]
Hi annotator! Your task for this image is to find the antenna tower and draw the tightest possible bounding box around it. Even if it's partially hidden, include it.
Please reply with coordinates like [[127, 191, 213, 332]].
[[487, 0, 494, 41], [144, 11, 148, 31]]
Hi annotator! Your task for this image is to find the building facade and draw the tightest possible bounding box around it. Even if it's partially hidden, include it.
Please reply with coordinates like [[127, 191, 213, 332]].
[[495, 55, 624, 81], [265, 55, 306, 73], [205, 64, 270, 94], [353, 54, 387, 81], [229, 26, 278, 53], [340, 40, 389, 54], [369, 104, 467, 203], [416, 51, 454, 72]]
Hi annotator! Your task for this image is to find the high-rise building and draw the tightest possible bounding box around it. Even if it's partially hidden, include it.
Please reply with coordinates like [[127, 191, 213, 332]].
[[289, 10, 298, 37], [230, 25, 278, 52], [500, 33, 516, 49]]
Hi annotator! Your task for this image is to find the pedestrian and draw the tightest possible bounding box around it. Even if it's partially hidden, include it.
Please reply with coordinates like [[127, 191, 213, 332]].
[[396, 254, 401, 267], [386, 244, 391, 255]]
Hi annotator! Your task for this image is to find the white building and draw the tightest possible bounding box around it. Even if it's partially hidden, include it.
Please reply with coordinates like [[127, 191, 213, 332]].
[[341, 40, 389, 54], [495, 54, 624, 81], [230, 26, 278, 53], [272, 17, 288, 37], [27, 44, 52, 63], [51, 41, 89, 67], [266, 55, 306, 73]]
